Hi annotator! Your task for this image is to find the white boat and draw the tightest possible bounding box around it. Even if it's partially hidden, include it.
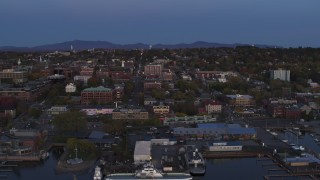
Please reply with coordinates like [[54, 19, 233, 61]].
[[93, 166, 103, 180], [185, 147, 205, 175], [105, 163, 192, 180], [291, 145, 305, 151], [314, 138, 319, 142], [40, 151, 49, 160]]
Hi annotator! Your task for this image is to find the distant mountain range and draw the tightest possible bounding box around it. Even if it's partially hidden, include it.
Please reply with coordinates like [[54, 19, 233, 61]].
[[0, 40, 281, 52]]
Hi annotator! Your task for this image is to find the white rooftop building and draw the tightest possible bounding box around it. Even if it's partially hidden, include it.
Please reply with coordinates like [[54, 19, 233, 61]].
[[134, 141, 151, 164], [65, 83, 76, 93], [270, 69, 290, 82]]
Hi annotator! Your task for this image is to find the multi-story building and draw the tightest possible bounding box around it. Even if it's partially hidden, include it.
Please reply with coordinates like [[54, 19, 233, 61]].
[[270, 69, 290, 82], [226, 94, 255, 106], [153, 105, 170, 114], [109, 71, 132, 81], [162, 69, 173, 81], [80, 67, 94, 76], [81, 86, 113, 105], [0, 69, 28, 83], [112, 108, 149, 120], [194, 71, 237, 79], [74, 75, 91, 85], [0, 79, 51, 101], [144, 81, 161, 91], [267, 104, 285, 118], [205, 101, 222, 114], [163, 115, 216, 125], [144, 64, 162, 76], [267, 104, 301, 119]]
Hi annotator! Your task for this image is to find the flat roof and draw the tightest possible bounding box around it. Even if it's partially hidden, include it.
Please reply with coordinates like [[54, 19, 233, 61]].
[[134, 141, 151, 156]]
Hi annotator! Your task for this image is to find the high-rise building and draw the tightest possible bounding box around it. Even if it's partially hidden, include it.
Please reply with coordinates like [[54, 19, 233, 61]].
[[270, 69, 290, 82]]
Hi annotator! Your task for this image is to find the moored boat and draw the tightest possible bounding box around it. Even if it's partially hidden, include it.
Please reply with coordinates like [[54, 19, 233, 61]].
[[105, 163, 192, 180]]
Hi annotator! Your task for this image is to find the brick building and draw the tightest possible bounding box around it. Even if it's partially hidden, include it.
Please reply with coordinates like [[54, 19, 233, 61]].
[[81, 86, 113, 105], [144, 81, 162, 91], [144, 64, 162, 76]]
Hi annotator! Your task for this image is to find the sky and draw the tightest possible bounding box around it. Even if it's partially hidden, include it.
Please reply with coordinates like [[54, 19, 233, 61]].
[[0, 0, 320, 47]]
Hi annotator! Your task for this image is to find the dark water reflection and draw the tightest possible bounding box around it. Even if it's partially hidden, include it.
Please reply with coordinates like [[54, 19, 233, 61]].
[[2, 148, 91, 180], [4, 134, 319, 180]]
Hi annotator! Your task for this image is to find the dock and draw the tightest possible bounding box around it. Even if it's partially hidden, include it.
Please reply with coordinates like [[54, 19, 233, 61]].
[[0, 155, 40, 162], [203, 152, 266, 158]]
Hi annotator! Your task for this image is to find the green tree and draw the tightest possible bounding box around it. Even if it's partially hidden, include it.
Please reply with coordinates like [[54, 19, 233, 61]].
[[29, 108, 42, 119], [53, 111, 87, 132], [66, 138, 98, 160]]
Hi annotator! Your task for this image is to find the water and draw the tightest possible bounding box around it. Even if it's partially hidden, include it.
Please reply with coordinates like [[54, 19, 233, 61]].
[[3, 134, 319, 180], [198, 158, 268, 180], [1, 148, 91, 180]]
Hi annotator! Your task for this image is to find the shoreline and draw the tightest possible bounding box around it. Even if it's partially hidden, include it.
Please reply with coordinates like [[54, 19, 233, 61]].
[[55, 148, 97, 174], [55, 158, 96, 174]]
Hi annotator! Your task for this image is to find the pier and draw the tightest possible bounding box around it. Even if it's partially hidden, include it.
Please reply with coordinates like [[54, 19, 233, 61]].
[[203, 151, 267, 158], [0, 155, 40, 162]]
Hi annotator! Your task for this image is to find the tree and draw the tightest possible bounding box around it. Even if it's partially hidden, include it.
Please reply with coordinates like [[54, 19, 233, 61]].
[[53, 111, 87, 132], [87, 77, 102, 87], [29, 108, 42, 119], [66, 138, 98, 160], [124, 81, 134, 94]]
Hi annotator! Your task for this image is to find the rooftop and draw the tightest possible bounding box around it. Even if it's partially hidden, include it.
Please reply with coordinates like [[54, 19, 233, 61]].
[[82, 86, 112, 92]]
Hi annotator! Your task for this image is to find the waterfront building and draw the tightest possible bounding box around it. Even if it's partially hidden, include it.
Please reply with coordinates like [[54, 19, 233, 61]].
[[209, 142, 243, 152], [270, 69, 290, 82], [81, 86, 113, 105], [173, 123, 256, 140], [134, 141, 152, 164], [88, 130, 116, 150]]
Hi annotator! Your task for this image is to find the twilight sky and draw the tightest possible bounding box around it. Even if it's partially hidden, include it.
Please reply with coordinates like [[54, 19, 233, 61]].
[[1, 0, 320, 47]]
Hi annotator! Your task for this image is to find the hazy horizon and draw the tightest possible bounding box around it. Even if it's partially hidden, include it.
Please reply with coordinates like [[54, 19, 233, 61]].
[[1, 0, 320, 47]]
